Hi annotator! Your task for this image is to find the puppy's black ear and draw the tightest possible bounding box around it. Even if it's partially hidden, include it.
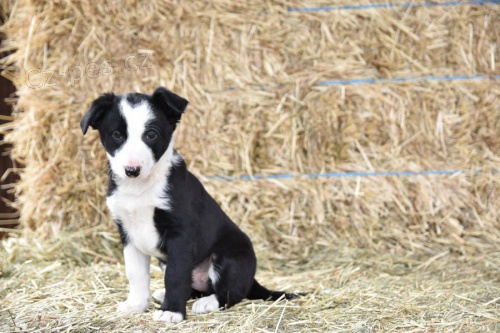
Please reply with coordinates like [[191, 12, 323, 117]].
[[151, 87, 188, 125], [80, 93, 115, 135]]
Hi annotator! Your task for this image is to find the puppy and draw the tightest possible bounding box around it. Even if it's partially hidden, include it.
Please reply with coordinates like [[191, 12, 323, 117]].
[[81, 87, 297, 323]]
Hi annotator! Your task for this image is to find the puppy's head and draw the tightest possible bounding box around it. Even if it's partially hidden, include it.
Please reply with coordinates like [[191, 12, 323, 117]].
[[81, 87, 188, 180]]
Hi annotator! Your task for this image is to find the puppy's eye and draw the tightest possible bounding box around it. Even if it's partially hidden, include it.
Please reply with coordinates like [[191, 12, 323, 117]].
[[112, 131, 123, 140], [145, 131, 158, 141]]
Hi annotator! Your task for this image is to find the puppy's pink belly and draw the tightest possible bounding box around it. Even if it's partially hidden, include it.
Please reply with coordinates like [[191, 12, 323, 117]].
[[191, 268, 210, 291], [191, 256, 213, 291]]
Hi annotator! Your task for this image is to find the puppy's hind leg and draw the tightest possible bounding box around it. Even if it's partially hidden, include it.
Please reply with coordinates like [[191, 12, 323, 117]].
[[152, 289, 165, 303], [199, 249, 257, 312], [192, 294, 220, 314], [191, 251, 254, 314]]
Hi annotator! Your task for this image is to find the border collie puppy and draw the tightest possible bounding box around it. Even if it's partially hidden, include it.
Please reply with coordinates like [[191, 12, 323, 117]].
[[80, 87, 298, 323]]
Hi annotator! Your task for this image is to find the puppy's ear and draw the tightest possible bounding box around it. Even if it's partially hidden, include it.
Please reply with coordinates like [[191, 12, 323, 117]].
[[152, 87, 188, 125], [80, 93, 115, 135]]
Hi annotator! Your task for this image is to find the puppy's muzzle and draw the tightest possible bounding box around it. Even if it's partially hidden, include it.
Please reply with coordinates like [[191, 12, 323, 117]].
[[125, 166, 141, 178]]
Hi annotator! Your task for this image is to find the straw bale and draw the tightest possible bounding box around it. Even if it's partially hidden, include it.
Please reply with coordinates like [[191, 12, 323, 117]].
[[0, 1, 499, 331], [0, 1, 497, 249]]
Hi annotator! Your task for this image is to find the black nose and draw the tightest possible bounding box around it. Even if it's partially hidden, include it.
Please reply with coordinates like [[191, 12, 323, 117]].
[[125, 166, 141, 178]]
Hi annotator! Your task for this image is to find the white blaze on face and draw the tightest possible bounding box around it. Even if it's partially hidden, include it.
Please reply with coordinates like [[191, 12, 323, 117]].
[[108, 97, 156, 180]]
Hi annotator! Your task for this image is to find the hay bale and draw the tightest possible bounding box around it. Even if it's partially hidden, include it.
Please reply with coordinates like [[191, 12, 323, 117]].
[[1, 0, 498, 254]]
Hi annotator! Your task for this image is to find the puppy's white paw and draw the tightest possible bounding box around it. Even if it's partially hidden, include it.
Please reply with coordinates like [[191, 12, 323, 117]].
[[117, 299, 149, 313], [153, 310, 184, 323], [152, 289, 165, 302], [192, 294, 220, 314]]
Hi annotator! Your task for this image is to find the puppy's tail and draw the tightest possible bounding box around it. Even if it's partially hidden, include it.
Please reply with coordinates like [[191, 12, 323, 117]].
[[246, 279, 304, 301]]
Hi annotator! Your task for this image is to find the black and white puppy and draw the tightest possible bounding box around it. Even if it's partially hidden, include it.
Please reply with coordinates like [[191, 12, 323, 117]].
[[80, 87, 297, 323]]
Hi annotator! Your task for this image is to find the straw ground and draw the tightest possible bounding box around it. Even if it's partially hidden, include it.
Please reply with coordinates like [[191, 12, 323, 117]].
[[1, 0, 499, 332], [1, 228, 499, 332]]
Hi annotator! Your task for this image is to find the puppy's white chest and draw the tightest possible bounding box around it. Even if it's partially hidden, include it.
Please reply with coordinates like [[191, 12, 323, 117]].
[[107, 192, 166, 260]]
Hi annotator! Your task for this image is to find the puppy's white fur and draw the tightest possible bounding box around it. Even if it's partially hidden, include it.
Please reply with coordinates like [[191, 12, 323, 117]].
[[117, 245, 150, 313], [153, 310, 183, 323], [192, 294, 220, 314], [109, 99, 156, 180], [107, 98, 179, 314], [208, 263, 220, 286], [152, 289, 165, 302]]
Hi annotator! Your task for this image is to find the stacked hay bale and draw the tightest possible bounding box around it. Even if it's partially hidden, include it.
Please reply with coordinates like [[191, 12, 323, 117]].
[[0, 0, 498, 261]]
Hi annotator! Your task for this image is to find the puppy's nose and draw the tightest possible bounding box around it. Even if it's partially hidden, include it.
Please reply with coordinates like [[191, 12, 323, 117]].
[[125, 166, 141, 178]]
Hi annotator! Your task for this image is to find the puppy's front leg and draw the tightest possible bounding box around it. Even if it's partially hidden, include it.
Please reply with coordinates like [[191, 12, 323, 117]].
[[117, 244, 151, 313], [153, 238, 192, 323]]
